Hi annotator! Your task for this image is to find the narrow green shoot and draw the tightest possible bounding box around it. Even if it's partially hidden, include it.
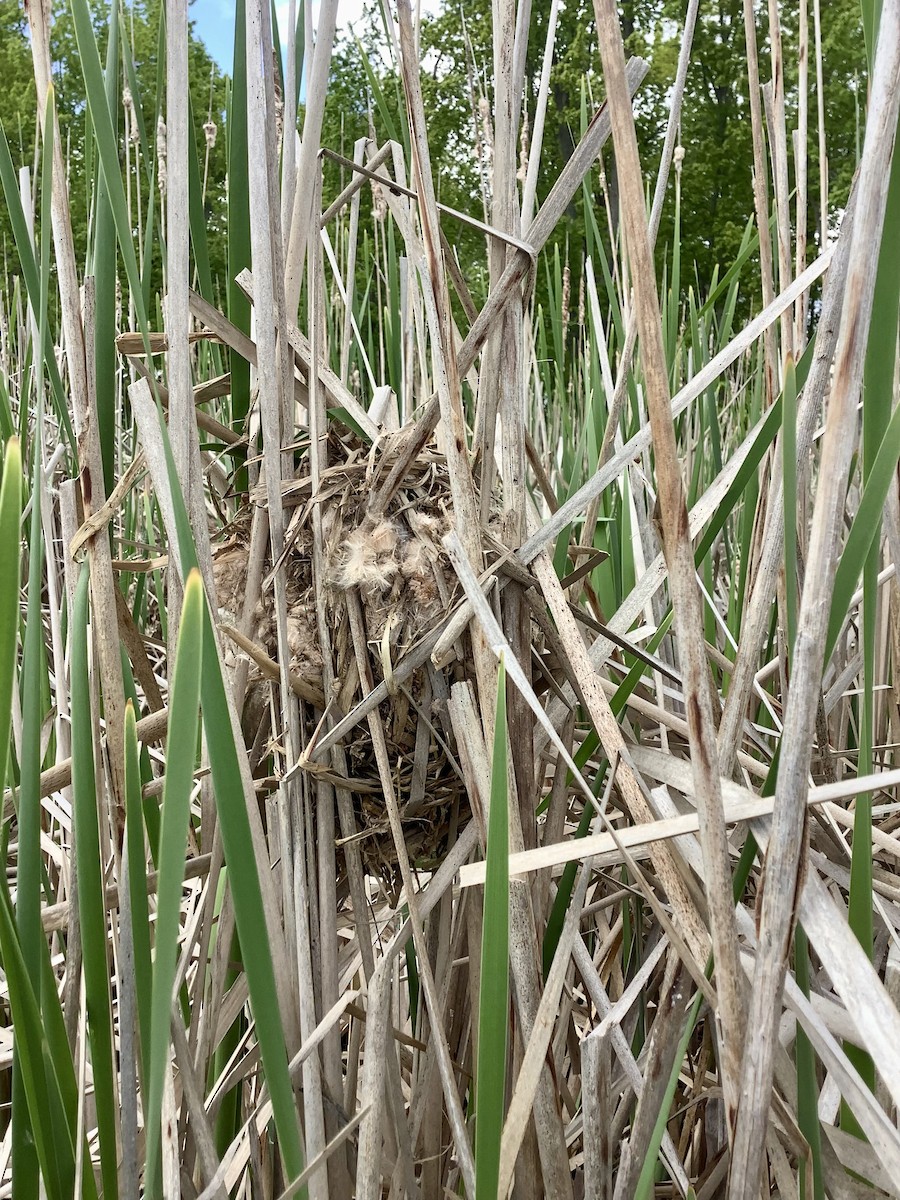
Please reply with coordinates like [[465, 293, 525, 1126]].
[[144, 569, 204, 1189], [70, 565, 120, 1199], [782, 354, 798, 653], [633, 990, 702, 1200], [124, 700, 153, 1089], [474, 655, 510, 1200], [0, 437, 21, 791]]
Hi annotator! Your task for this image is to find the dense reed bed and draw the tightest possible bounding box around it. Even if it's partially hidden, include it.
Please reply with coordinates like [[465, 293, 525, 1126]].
[[1, 0, 900, 1196]]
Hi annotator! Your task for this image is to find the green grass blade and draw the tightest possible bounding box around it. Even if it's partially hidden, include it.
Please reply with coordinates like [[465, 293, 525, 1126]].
[[0, 437, 38, 1198], [16, 90, 55, 970], [633, 990, 703, 1200], [0, 123, 40, 307], [90, 0, 120, 494], [124, 700, 153, 1089], [150, 398, 306, 1180], [144, 570, 204, 1188], [782, 354, 798, 653], [70, 565, 120, 1199], [542, 612, 675, 975], [69, 0, 150, 339], [474, 656, 510, 1200], [355, 36, 402, 148], [12, 455, 41, 894], [0, 437, 21, 800], [198, 616, 306, 1181], [37, 921, 95, 1200], [0, 126, 73, 450], [0, 863, 90, 1198], [0, 882, 71, 1200], [825, 394, 900, 659], [227, 0, 251, 486]]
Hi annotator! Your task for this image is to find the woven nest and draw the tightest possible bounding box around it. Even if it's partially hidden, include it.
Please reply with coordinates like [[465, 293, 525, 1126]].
[[213, 430, 473, 892]]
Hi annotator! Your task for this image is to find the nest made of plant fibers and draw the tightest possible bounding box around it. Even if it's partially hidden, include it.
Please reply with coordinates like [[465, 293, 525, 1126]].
[[212, 430, 478, 891]]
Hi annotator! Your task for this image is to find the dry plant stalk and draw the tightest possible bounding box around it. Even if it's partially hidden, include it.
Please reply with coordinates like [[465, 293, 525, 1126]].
[[729, 8, 900, 1193], [592, 0, 745, 1116]]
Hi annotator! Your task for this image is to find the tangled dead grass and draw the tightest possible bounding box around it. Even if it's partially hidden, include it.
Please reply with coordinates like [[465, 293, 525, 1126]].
[[212, 432, 479, 891]]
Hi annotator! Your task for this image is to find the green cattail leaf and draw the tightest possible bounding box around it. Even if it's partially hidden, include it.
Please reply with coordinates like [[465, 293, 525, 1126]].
[[70, 564, 120, 1199], [124, 700, 153, 1089], [69, 0, 151, 341], [474, 656, 510, 1200], [144, 569, 205, 1187], [0, 882, 71, 1200], [0, 437, 22, 801], [156, 395, 306, 1183], [782, 354, 798, 654]]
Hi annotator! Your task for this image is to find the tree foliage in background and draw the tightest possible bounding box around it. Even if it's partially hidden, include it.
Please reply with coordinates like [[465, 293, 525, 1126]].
[[663, 0, 863, 276], [1, 0, 865, 316], [0, 3, 35, 166], [0, 0, 228, 296], [321, 0, 864, 313]]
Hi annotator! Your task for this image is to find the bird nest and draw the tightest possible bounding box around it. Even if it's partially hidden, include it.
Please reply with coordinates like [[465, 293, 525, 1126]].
[[213, 430, 472, 892]]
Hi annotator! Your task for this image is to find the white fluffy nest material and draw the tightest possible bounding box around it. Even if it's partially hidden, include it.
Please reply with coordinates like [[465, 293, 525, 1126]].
[[212, 504, 455, 685], [327, 511, 452, 641]]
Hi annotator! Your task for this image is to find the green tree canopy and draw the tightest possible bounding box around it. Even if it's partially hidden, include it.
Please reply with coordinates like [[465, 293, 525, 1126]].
[[317, 0, 864, 312], [0, 0, 228, 299], [0, 0, 865, 317]]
